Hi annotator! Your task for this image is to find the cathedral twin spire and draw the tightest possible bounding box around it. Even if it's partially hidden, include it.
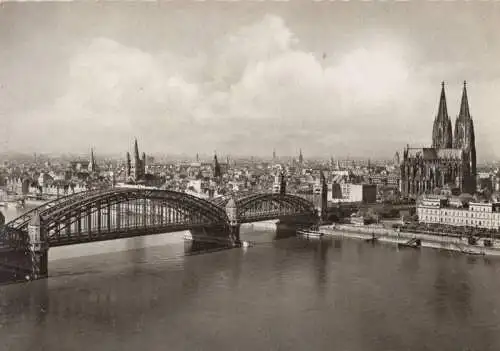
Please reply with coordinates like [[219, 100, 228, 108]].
[[432, 81, 474, 152]]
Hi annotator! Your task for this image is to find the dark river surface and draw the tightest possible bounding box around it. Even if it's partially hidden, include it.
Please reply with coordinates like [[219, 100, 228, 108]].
[[1, 206, 500, 351]]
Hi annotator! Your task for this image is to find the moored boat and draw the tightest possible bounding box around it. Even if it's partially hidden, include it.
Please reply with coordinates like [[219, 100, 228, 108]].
[[297, 229, 324, 238]]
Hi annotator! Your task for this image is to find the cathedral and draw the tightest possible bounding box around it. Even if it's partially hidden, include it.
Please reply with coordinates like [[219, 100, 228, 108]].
[[400, 82, 477, 198]]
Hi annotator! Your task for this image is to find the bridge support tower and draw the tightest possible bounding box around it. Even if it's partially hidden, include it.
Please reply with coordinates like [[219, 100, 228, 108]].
[[315, 170, 329, 224], [27, 213, 49, 280], [225, 198, 241, 246]]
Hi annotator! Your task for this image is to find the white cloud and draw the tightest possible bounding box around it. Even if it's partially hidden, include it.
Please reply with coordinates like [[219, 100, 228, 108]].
[[13, 13, 492, 158]]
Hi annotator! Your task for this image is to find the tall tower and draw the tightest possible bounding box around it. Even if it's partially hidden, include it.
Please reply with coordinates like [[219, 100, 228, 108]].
[[88, 147, 96, 173], [299, 149, 304, 165], [272, 148, 276, 162], [393, 151, 400, 166], [28, 212, 48, 279], [126, 152, 131, 178], [134, 138, 140, 163], [132, 139, 145, 181], [279, 171, 286, 195], [213, 153, 221, 179], [318, 170, 328, 220], [432, 82, 453, 149], [453, 81, 477, 193]]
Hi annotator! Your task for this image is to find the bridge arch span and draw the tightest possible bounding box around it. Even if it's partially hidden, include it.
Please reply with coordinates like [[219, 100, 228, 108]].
[[222, 193, 317, 224], [5, 188, 229, 247]]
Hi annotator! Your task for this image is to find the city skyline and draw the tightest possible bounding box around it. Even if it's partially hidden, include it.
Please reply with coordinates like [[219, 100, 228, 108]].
[[1, 2, 500, 160]]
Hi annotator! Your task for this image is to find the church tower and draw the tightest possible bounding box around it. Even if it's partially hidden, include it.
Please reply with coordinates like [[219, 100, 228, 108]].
[[432, 82, 453, 149], [213, 153, 221, 180], [132, 138, 145, 181], [88, 147, 97, 173], [453, 81, 477, 193], [318, 170, 328, 221], [126, 152, 131, 179]]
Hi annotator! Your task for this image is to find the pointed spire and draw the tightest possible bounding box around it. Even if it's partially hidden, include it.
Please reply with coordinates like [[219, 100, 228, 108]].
[[459, 80, 471, 119], [213, 151, 221, 179], [432, 81, 453, 148], [134, 138, 139, 159], [437, 81, 449, 121]]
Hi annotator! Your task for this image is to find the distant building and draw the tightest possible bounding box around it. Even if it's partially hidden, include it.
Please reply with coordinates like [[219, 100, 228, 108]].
[[332, 183, 377, 203], [272, 171, 286, 194], [37, 172, 53, 187], [329, 183, 342, 201], [70, 160, 90, 172]]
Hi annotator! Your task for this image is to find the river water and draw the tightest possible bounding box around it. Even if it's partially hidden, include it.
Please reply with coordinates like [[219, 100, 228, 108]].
[[1, 206, 500, 350]]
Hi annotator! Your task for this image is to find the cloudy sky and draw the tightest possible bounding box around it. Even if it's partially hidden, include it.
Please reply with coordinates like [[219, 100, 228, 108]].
[[1, 1, 500, 160]]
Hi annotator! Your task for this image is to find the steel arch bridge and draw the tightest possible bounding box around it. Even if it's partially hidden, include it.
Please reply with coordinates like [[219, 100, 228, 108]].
[[1, 189, 317, 250], [1, 188, 229, 248]]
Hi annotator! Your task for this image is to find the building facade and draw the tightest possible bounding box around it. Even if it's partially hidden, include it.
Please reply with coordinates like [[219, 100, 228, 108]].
[[331, 183, 377, 203], [400, 82, 477, 198], [418, 197, 500, 230]]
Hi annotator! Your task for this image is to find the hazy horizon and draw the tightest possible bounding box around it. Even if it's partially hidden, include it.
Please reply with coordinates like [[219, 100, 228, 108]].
[[1, 1, 500, 160]]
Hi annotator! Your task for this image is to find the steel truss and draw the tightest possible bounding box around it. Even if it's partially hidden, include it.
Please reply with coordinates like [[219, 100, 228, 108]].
[[2, 189, 229, 247], [220, 192, 316, 224]]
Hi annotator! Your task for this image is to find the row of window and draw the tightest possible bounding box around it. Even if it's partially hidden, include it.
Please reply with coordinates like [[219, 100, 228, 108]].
[[423, 216, 498, 228], [420, 209, 497, 219]]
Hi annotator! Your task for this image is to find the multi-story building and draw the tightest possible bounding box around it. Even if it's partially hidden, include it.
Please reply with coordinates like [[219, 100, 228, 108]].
[[417, 196, 500, 230], [333, 183, 377, 203]]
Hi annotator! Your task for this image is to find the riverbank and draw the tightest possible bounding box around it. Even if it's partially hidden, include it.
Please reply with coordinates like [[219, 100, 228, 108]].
[[320, 224, 500, 256]]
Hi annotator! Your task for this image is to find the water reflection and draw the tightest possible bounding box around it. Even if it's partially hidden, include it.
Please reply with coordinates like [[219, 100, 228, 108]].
[[314, 239, 331, 297], [431, 255, 472, 323]]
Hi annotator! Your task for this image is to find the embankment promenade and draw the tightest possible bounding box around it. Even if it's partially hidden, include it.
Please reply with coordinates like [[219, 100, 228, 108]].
[[320, 224, 500, 256]]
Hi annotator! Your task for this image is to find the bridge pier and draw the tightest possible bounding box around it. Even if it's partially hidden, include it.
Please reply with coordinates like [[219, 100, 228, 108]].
[[27, 213, 49, 280], [228, 224, 241, 245], [188, 225, 236, 246], [226, 198, 242, 246]]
